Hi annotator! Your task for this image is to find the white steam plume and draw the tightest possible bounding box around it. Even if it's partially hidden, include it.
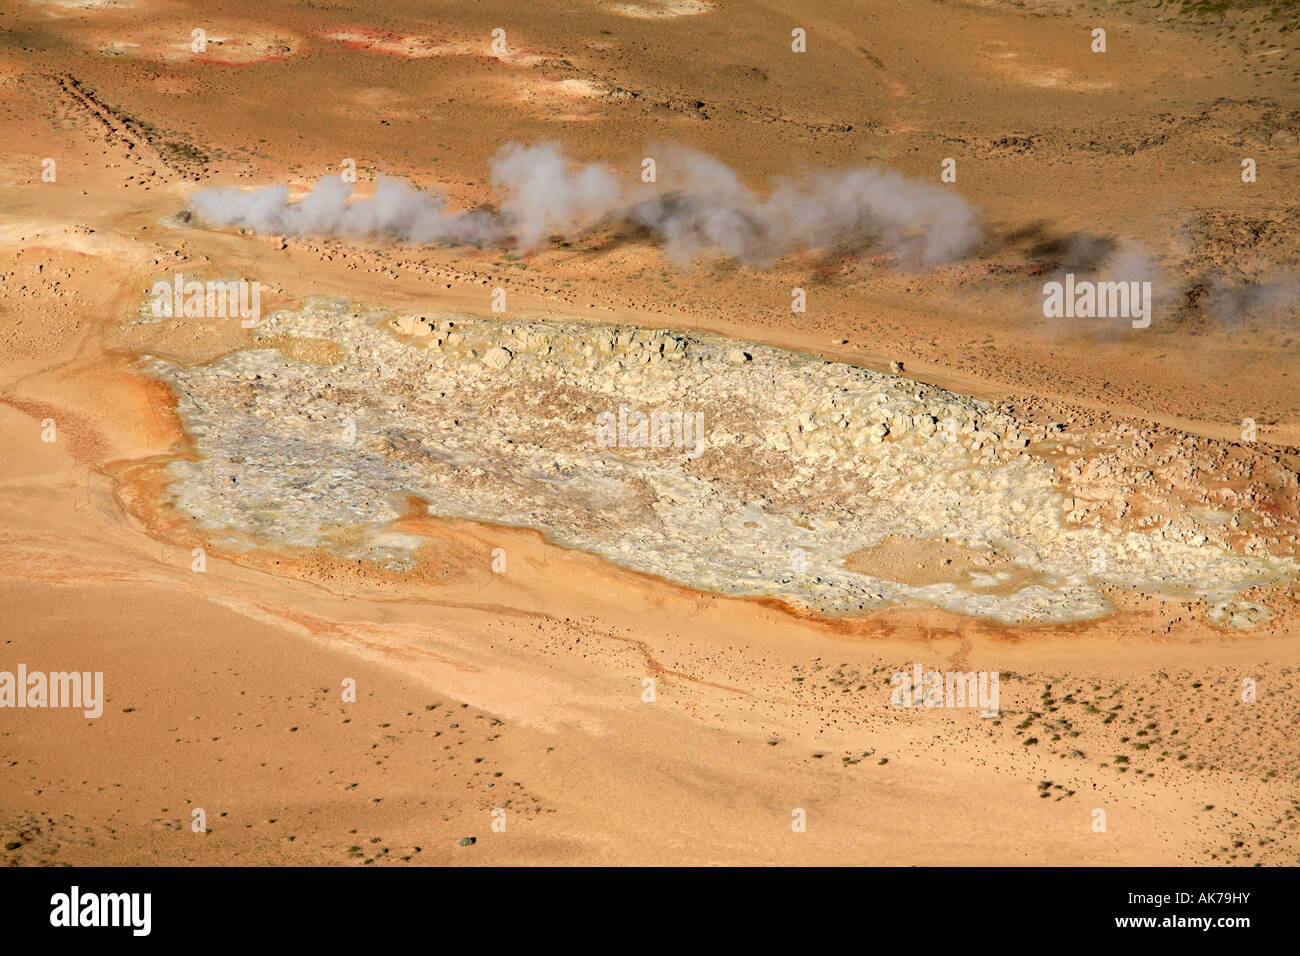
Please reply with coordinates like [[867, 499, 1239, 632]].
[[186, 142, 981, 266]]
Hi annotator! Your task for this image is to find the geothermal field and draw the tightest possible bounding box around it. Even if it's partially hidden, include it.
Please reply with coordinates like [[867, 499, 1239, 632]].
[[2, 0, 1300, 874]]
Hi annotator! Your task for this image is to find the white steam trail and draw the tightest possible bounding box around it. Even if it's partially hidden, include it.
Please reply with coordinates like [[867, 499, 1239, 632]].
[[187, 142, 982, 265]]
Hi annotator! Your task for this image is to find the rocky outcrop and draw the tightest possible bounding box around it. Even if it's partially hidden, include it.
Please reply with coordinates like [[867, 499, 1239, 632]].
[[143, 298, 1297, 626]]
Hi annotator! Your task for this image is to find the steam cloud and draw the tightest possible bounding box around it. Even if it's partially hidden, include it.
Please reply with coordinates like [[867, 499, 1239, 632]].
[[186, 142, 982, 265], [1203, 272, 1300, 325]]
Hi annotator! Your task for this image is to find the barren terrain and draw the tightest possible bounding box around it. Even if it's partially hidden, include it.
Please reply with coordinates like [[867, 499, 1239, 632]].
[[2, 0, 1298, 865]]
